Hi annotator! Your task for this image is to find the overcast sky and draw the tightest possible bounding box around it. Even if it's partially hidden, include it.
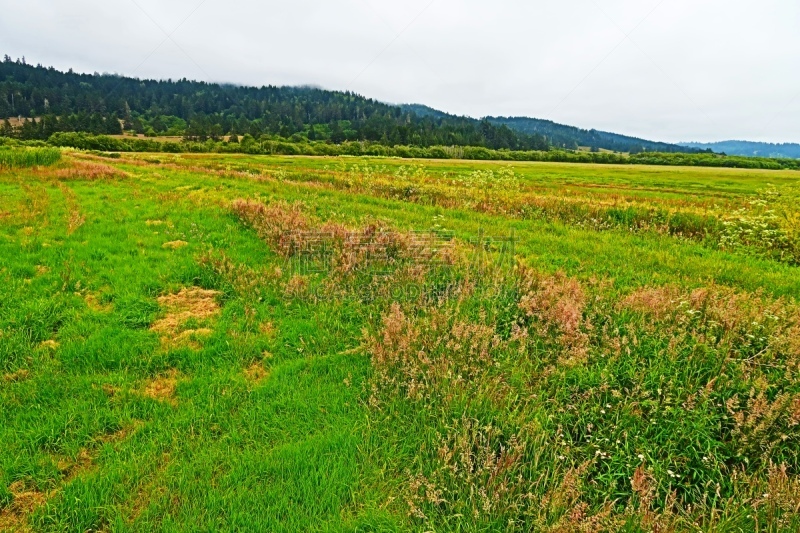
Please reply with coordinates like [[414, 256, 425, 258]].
[[2, 0, 799, 143]]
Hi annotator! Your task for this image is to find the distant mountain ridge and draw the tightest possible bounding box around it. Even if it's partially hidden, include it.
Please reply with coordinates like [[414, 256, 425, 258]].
[[485, 116, 696, 154], [679, 141, 800, 160], [400, 105, 697, 154]]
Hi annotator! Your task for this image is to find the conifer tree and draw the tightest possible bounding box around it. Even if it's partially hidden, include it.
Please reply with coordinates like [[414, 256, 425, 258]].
[[1, 118, 13, 137], [106, 114, 123, 135]]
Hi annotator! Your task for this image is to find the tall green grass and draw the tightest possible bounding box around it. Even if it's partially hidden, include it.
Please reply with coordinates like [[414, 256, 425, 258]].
[[0, 147, 62, 169]]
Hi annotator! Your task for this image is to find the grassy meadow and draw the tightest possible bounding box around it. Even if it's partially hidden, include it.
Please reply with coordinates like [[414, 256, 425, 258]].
[[1, 150, 799, 532]]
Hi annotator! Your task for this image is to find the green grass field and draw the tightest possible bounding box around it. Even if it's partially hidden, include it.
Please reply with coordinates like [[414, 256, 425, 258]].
[[1, 150, 799, 532]]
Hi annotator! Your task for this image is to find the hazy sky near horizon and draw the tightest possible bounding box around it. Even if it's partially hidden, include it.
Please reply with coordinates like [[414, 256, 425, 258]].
[[2, 0, 799, 143]]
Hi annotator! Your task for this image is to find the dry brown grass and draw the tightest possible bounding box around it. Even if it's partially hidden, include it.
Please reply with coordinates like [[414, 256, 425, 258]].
[[618, 283, 799, 350], [7, 117, 38, 127], [244, 362, 270, 384], [50, 160, 128, 181], [0, 423, 140, 531], [791, 397, 800, 428], [620, 285, 684, 321], [259, 321, 276, 337], [726, 391, 800, 459], [39, 340, 59, 350], [284, 274, 309, 298], [55, 449, 95, 484], [150, 288, 221, 346], [625, 465, 678, 532], [518, 269, 589, 363], [174, 328, 214, 350], [84, 293, 113, 313], [143, 370, 181, 405], [3, 369, 30, 383], [330, 224, 408, 276], [231, 199, 310, 257], [124, 451, 172, 525], [762, 463, 800, 514], [231, 199, 457, 282], [789, 324, 800, 357], [0, 480, 47, 531], [367, 302, 506, 407]]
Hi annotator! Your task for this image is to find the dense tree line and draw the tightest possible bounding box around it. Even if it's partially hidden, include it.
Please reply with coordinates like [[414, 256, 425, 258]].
[[1, 112, 122, 140], [0, 57, 549, 150], [34, 132, 799, 170]]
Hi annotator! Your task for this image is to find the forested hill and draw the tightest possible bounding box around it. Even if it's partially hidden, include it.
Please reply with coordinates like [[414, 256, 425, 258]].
[[679, 140, 800, 159], [399, 104, 453, 120], [486, 116, 697, 154], [0, 57, 548, 150]]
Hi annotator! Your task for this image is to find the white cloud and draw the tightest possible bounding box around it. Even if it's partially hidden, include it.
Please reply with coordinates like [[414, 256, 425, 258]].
[[1, 0, 798, 143]]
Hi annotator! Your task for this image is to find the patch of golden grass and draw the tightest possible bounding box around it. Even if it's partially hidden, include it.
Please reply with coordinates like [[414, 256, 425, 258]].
[[143, 370, 181, 405], [259, 321, 276, 337], [231, 200, 458, 292], [150, 288, 221, 347], [161, 240, 188, 250], [39, 340, 59, 350], [175, 328, 214, 350], [0, 481, 47, 531], [616, 283, 800, 371], [51, 160, 128, 181], [244, 362, 270, 385], [3, 369, 30, 383], [0, 423, 141, 531], [85, 293, 113, 313], [55, 449, 95, 483]]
